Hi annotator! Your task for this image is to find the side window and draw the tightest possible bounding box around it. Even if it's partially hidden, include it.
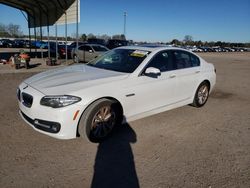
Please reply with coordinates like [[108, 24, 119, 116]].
[[173, 51, 192, 69], [146, 51, 173, 72], [84, 46, 92, 51], [78, 46, 85, 50], [190, 54, 200, 67]]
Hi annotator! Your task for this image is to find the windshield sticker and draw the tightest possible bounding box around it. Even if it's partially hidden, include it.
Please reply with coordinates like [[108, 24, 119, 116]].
[[130, 50, 149, 57]]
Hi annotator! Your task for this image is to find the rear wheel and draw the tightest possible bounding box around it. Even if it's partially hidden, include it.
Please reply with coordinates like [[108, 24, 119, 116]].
[[73, 54, 78, 63], [192, 82, 210, 107], [15, 64, 20, 69], [78, 99, 122, 142]]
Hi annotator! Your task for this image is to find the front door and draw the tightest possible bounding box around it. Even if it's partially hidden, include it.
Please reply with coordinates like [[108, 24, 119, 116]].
[[125, 50, 179, 117]]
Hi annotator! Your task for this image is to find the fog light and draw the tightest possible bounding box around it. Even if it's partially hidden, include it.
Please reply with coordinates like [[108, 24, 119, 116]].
[[33, 119, 61, 133], [51, 125, 59, 132]]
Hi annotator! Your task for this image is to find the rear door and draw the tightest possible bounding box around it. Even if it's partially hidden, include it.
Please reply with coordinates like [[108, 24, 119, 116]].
[[171, 50, 201, 101], [77, 46, 85, 61], [83, 45, 95, 62]]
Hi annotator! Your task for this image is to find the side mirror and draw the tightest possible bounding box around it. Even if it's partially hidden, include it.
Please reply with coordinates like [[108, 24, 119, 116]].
[[144, 67, 161, 78], [89, 50, 93, 53]]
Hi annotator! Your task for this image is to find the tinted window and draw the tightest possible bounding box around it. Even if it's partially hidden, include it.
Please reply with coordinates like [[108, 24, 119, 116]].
[[173, 50, 200, 69], [107, 40, 128, 49], [70, 42, 85, 47], [79, 45, 92, 51], [84, 46, 92, 51], [190, 54, 200, 67], [92, 46, 108, 52], [87, 38, 106, 45], [79, 46, 84, 50], [173, 51, 192, 69], [146, 51, 175, 72]]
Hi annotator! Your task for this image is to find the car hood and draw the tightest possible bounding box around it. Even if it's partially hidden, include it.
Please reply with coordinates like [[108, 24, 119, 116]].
[[24, 64, 128, 95]]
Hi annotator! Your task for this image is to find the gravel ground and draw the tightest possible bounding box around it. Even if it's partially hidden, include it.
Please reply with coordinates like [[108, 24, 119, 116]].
[[0, 52, 250, 188]]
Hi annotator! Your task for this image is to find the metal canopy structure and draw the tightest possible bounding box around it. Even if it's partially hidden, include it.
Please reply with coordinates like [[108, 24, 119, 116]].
[[0, 0, 75, 28], [0, 0, 80, 62]]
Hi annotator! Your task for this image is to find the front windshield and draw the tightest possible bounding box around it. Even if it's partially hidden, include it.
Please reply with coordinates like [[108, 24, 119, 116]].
[[87, 49, 150, 73]]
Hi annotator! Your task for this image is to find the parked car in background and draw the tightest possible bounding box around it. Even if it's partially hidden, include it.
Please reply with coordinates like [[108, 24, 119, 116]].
[[24, 40, 31, 48], [57, 45, 69, 58], [13, 39, 25, 48], [17, 46, 216, 142], [199, 47, 215, 52], [31, 40, 47, 48], [0, 39, 3, 47], [194, 48, 204, 52], [106, 39, 128, 49], [0, 39, 14, 47], [46, 42, 64, 58], [87, 38, 106, 46], [41, 41, 89, 59], [61, 41, 87, 58], [223, 47, 234, 52], [237, 48, 246, 52], [71, 44, 109, 63]]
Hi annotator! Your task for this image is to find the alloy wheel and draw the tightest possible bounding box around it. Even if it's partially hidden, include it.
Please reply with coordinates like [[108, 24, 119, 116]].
[[197, 85, 209, 105], [90, 105, 116, 139]]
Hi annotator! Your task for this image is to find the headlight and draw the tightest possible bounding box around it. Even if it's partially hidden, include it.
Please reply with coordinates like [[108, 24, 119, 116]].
[[40, 95, 81, 108]]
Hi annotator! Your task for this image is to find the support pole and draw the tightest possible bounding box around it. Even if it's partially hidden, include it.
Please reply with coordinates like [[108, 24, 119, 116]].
[[28, 27, 31, 54], [76, 0, 79, 63], [47, 25, 50, 59], [20, 10, 31, 54], [65, 12, 68, 62], [55, 24, 58, 61], [124, 12, 127, 37], [40, 26, 43, 59], [34, 27, 37, 58], [28, 17, 31, 55]]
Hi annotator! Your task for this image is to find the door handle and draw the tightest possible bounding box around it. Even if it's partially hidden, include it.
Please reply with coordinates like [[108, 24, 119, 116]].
[[195, 70, 200, 73], [169, 74, 176, 78]]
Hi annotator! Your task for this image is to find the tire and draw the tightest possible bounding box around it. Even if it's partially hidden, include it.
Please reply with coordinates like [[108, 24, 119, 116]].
[[25, 62, 29, 69], [192, 82, 210, 108], [15, 64, 20, 69], [73, 54, 78, 63], [78, 99, 123, 143]]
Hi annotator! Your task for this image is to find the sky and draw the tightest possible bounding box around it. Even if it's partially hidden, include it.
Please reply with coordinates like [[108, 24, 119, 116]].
[[0, 0, 250, 43]]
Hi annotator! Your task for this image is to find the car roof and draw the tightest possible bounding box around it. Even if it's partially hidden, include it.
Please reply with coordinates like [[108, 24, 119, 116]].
[[78, 43, 106, 47], [88, 44, 106, 47], [117, 45, 189, 52]]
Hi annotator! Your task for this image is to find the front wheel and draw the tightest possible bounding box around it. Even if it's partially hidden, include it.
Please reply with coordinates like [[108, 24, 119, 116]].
[[192, 82, 210, 107], [78, 99, 122, 142]]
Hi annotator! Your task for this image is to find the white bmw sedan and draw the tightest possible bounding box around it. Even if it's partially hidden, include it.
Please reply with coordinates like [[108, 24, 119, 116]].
[[17, 46, 216, 142]]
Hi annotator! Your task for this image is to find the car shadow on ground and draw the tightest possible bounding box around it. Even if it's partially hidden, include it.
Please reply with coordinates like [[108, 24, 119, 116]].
[[91, 123, 140, 188], [16, 63, 42, 69], [28, 63, 42, 69]]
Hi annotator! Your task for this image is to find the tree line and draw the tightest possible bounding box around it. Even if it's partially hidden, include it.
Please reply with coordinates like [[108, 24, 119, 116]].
[[0, 23, 249, 47], [79, 33, 126, 41], [0, 23, 23, 37], [170, 35, 249, 48]]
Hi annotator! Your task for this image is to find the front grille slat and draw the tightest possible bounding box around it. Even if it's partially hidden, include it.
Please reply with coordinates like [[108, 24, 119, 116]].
[[22, 92, 33, 108]]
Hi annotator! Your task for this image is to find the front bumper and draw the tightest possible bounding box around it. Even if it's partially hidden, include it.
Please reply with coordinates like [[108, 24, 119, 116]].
[[20, 111, 61, 133], [18, 82, 85, 139]]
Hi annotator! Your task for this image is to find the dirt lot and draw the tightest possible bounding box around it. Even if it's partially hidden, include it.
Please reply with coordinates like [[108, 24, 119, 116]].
[[0, 53, 250, 188]]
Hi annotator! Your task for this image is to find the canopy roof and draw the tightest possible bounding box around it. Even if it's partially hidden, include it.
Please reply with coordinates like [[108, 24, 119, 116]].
[[0, 0, 76, 28]]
